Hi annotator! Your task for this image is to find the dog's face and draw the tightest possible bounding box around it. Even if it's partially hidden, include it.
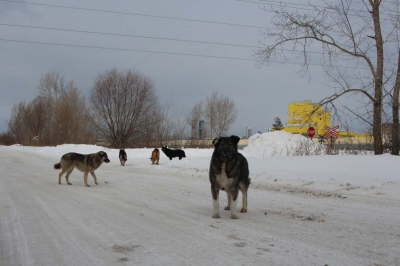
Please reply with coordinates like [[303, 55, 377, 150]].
[[98, 151, 110, 163], [161, 146, 167, 152], [212, 135, 240, 158]]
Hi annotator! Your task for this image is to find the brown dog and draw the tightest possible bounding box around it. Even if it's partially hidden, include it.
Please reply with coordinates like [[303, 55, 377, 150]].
[[150, 148, 160, 165]]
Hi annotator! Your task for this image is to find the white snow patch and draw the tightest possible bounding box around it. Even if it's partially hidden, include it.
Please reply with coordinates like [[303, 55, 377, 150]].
[[244, 131, 322, 157]]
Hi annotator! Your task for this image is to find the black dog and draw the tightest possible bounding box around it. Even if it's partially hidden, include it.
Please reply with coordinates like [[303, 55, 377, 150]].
[[209, 135, 250, 219], [119, 149, 127, 166], [161, 146, 186, 160]]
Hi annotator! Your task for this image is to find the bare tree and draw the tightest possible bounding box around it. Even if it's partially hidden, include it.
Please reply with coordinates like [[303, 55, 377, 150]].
[[257, 0, 399, 154], [390, 4, 400, 154], [204, 91, 237, 138], [151, 98, 178, 147], [8, 102, 28, 144], [392, 50, 400, 154], [38, 71, 91, 145], [7, 71, 93, 146], [186, 101, 203, 139], [89, 69, 159, 148], [25, 96, 50, 145], [204, 92, 218, 139], [186, 101, 203, 126]]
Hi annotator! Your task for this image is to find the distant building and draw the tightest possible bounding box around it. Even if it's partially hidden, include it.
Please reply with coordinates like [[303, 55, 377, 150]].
[[191, 119, 205, 139], [247, 127, 252, 138], [283, 100, 331, 136], [278, 100, 372, 143]]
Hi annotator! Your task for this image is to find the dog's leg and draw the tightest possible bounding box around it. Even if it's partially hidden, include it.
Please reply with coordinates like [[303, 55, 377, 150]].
[[65, 168, 74, 185], [84, 171, 90, 187], [211, 185, 220, 218], [230, 188, 240, 219], [58, 168, 68, 185], [224, 192, 231, 210], [90, 171, 98, 185], [239, 182, 248, 213]]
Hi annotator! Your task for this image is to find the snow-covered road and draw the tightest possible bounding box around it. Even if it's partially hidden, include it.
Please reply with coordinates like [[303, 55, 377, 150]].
[[1, 145, 400, 266]]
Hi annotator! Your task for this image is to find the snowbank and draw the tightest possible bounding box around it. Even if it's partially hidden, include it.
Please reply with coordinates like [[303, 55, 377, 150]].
[[243, 131, 322, 157]]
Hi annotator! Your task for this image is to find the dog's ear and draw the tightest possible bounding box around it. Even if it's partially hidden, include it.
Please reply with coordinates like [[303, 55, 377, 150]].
[[230, 135, 240, 145], [212, 137, 220, 146]]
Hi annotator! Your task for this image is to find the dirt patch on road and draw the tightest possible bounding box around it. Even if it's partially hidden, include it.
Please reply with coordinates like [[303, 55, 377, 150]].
[[112, 244, 141, 254], [252, 182, 346, 199], [265, 209, 326, 222]]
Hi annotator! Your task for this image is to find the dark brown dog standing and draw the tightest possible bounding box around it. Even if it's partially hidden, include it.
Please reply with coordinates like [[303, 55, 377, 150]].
[[209, 136, 250, 219], [54, 151, 110, 187]]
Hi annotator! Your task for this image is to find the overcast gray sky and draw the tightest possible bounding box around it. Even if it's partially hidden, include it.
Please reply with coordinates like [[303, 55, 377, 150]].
[[0, 0, 389, 137]]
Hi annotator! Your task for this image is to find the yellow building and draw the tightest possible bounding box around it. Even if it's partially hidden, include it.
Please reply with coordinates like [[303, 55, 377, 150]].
[[283, 100, 331, 136], [279, 100, 373, 143]]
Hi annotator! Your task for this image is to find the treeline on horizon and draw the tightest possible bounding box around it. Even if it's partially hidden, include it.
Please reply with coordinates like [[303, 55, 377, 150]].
[[0, 69, 238, 148]]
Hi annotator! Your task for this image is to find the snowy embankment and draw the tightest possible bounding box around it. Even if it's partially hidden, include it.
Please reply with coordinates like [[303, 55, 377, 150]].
[[1, 132, 400, 266]]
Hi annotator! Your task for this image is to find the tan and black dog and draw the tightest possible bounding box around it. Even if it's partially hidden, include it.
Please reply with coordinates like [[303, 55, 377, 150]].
[[150, 148, 160, 165], [54, 151, 110, 187], [119, 149, 127, 166], [209, 136, 250, 219]]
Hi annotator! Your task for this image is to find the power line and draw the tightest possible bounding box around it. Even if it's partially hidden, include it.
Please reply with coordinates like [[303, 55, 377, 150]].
[[0, 22, 390, 61], [240, 0, 398, 15], [0, 38, 373, 70], [1, 0, 396, 32], [236, 0, 397, 18], [0, 0, 268, 30], [0, 23, 258, 49], [1, 1, 394, 40]]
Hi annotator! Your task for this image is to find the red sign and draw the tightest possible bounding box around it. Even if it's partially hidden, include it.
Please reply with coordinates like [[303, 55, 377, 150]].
[[324, 125, 339, 139], [307, 127, 315, 138]]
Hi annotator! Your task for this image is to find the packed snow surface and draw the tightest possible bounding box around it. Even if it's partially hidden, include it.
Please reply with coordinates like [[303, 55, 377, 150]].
[[1, 133, 400, 265]]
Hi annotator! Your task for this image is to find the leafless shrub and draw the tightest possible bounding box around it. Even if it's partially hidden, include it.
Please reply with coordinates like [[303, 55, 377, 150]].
[[185, 139, 213, 149], [284, 138, 324, 156], [0, 131, 16, 146], [7, 102, 28, 144]]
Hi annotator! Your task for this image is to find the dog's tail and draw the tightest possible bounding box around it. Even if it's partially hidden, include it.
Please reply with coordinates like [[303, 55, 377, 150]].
[[54, 163, 61, 169]]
